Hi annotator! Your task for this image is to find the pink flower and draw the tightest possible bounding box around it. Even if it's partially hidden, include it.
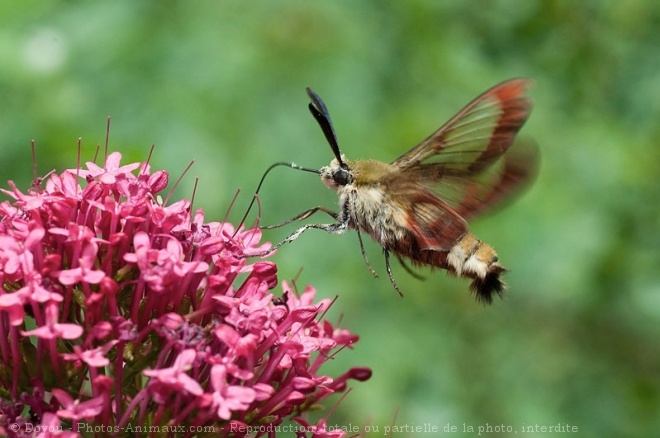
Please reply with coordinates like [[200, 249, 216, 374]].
[[294, 418, 347, 438], [123, 231, 208, 293], [205, 364, 256, 420], [61, 341, 118, 367], [70, 151, 140, 185], [0, 150, 370, 437], [143, 349, 204, 400], [36, 412, 80, 437], [20, 322, 83, 340], [57, 241, 105, 286], [51, 389, 105, 421], [20, 304, 83, 340], [0, 286, 30, 326]]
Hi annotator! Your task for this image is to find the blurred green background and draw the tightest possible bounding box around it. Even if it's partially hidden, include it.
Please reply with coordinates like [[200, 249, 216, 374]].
[[1, 1, 659, 437]]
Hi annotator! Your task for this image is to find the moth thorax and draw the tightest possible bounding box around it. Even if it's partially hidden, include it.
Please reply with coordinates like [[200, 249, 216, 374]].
[[350, 159, 394, 185]]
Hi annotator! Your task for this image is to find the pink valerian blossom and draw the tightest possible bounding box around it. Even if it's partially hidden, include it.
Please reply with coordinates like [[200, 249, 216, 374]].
[[0, 151, 371, 437], [204, 364, 257, 420], [51, 390, 105, 422]]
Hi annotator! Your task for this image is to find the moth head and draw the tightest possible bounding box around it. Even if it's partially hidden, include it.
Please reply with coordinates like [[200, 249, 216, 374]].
[[320, 155, 352, 190], [307, 88, 353, 190]]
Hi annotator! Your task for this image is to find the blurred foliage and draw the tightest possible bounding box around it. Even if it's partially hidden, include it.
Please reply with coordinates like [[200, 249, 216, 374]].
[[1, 1, 659, 437]]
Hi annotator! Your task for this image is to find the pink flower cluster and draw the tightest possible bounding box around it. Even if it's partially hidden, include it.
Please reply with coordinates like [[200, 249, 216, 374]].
[[0, 152, 370, 437]]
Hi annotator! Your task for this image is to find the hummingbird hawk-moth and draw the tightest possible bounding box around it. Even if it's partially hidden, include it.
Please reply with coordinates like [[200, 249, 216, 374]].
[[245, 79, 538, 303]]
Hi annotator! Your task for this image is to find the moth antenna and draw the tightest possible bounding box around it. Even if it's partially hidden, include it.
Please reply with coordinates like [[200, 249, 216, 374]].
[[233, 161, 320, 237], [104, 116, 111, 163], [306, 87, 346, 167], [305, 87, 332, 123], [164, 160, 194, 205]]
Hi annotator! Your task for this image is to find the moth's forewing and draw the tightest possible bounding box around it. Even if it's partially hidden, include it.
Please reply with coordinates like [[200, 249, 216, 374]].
[[391, 79, 532, 174], [379, 79, 535, 251]]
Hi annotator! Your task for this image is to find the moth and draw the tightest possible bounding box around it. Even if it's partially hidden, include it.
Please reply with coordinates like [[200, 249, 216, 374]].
[[244, 79, 538, 303]]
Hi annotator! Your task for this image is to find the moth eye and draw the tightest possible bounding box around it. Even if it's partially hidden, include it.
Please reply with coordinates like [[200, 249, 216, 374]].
[[333, 167, 351, 186]]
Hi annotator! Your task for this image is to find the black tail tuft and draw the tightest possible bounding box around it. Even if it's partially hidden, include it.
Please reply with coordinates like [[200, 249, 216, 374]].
[[469, 264, 507, 305]]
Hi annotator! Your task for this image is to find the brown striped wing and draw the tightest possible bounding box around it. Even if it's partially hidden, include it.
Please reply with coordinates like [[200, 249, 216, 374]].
[[450, 139, 539, 220], [390, 184, 469, 251], [385, 79, 536, 250], [391, 79, 533, 174]]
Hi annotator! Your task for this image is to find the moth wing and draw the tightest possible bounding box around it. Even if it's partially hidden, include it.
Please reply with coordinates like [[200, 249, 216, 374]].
[[385, 79, 537, 223], [451, 139, 540, 220], [389, 181, 468, 251], [381, 79, 536, 250], [391, 79, 532, 175], [394, 139, 539, 218]]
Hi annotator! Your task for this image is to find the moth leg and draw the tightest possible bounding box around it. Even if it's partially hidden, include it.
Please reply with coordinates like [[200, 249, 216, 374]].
[[384, 249, 404, 297], [261, 206, 338, 230], [355, 225, 378, 278], [347, 191, 378, 278], [247, 221, 348, 258], [396, 254, 426, 281]]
